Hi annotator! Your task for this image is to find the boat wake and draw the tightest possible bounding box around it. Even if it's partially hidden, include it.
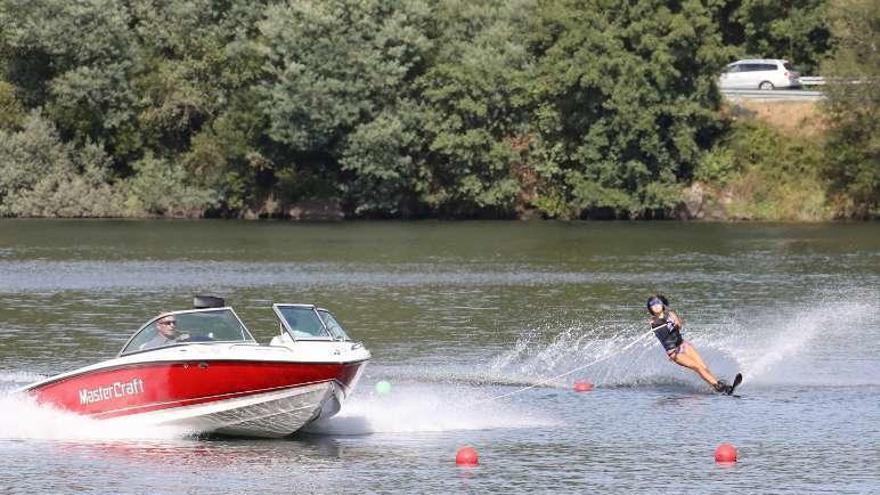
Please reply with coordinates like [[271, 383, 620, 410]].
[[306, 382, 555, 436], [0, 389, 190, 441]]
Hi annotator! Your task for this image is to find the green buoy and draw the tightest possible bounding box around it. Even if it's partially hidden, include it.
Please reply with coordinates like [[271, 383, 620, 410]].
[[375, 380, 392, 395]]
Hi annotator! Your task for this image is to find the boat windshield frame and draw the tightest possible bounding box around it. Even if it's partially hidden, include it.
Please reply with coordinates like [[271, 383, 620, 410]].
[[118, 307, 257, 356], [272, 304, 350, 342]]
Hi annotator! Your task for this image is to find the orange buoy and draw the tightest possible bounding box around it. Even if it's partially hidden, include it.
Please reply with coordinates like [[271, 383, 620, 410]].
[[456, 446, 479, 466], [573, 380, 594, 392], [715, 443, 737, 463]]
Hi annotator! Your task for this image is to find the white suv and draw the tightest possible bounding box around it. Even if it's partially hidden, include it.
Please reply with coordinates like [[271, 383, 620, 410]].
[[719, 59, 801, 90]]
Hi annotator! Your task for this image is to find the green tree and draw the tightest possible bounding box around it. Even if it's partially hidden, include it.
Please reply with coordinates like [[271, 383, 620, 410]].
[[718, 0, 832, 74], [0, 111, 125, 217], [0, 0, 140, 153], [0, 0, 855, 220], [128, 0, 272, 213], [0, 79, 25, 129], [130, 1, 268, 152], [413, 0, 532, 217], [339, 103, 427, 216], [526, 0, 729, 218], [822, 0, 880, 217], [122, 153, 216, 217], [0, 0, 273, 214], [257, 0, 432, 213]]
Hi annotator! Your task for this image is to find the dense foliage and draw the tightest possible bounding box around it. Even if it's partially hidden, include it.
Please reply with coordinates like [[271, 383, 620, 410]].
[[695, 118, 828, 220], [715, 0, 832, 74], [821, 0, 880, 218], [0, 0, 869, 219]]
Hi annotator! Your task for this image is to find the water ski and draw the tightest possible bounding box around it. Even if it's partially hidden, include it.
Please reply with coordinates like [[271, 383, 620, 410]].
[[730, 373, 742, 393], [726, 373, 743, 395], [715, 373, 742, 395]]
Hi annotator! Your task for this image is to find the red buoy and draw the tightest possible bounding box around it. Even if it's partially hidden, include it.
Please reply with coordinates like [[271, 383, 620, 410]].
[[456, 446, 479, 466], [715, 443, 737, 463], [573, 380, 594, 392]]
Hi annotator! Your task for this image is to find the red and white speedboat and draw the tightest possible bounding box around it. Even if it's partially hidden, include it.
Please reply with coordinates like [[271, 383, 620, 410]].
[[22, 297, 369, 438]]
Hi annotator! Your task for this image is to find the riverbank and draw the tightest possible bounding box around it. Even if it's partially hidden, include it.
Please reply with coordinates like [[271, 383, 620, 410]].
[[678, 99, 833, 222]]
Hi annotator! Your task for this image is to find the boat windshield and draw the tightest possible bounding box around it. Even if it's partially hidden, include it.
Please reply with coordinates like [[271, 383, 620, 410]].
[[318, 309, 351, 341], [274, 305, 332, 340], [120, 308, 255, 355]]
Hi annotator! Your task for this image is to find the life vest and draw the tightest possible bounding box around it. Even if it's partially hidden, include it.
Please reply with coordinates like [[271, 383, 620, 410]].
[[651, 314, 683, 352]]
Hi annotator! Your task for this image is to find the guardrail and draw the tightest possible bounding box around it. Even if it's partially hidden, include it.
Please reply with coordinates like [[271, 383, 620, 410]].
[[721, 89, 825, 102], [799, 76, 825, 86]]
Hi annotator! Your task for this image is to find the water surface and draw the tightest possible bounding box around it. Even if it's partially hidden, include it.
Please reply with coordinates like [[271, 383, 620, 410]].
[[1, 220, 878, 493]]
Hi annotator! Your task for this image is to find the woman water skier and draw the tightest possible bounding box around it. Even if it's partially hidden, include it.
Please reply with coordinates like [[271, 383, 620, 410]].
[[647, 294, 735, 394]]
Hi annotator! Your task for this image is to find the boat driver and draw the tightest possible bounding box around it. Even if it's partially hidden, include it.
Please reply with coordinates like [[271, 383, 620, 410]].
[[140, 314, 180, 350]]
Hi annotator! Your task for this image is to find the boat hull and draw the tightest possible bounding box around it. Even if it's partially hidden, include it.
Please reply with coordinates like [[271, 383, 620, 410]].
[[26, 358, 367, 438], [127, 380, 342, 438]]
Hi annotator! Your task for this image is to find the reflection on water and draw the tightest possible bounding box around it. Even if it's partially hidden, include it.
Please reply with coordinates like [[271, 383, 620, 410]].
[[0, 220, 878, 494]]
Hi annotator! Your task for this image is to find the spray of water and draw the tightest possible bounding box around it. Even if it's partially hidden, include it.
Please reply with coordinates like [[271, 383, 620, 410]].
[[1, 371, 548, 440], [388, 293, 879, 395], [306, 383, 555, 435], [712, 298, 879, 386], [480, 295, 880, 391], [0, 371, 46, 384], [0, 390, 189, 441], [482, 322, 697, 390]]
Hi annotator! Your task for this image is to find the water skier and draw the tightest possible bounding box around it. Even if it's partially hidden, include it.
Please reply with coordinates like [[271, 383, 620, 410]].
[[646, 294, 736, 394]]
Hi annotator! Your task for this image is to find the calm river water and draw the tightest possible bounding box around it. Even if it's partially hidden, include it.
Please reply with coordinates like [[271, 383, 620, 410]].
[[1, 220, 878, 494]]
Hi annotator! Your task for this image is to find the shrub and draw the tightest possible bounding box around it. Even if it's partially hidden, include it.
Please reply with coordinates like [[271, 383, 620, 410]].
[[695, 119, 830, 220], [821, 0, 880, 218], [121, 153, 217, 217], [0, 111, 125, 217], [0, 80, 25, 130]]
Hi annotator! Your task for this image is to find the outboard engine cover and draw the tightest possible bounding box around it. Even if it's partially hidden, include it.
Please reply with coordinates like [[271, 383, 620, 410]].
[[193, 295, 226, 309]]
